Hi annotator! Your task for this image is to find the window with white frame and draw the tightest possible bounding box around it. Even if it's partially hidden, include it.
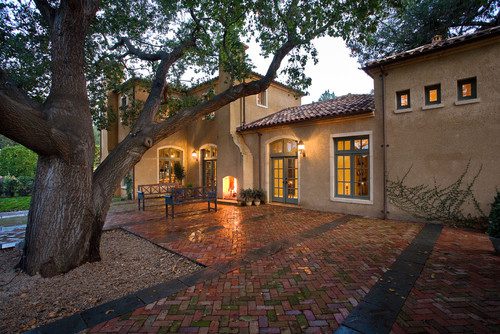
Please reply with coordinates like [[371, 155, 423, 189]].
[[333, 136, 370, 199], [257, 90, 268, 107]]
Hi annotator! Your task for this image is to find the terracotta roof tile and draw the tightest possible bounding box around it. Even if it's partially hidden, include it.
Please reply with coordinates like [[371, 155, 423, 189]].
[[237, 94, 374, 132], [363, 26, 500, 70]]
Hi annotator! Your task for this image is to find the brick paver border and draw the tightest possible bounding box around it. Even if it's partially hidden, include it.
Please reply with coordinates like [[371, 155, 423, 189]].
[[335, 223, 443, 334], [26, 214, 351, 334]]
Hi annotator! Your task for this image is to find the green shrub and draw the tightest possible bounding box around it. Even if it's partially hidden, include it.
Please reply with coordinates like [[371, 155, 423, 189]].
[[487, 191, 500, 238], [17, 176, 34, 196], [253, 188, 265, 202], [124, 174, 133, 200], [173, 161, 185, 183], [2, 176, 20, 197], [240, 188, 254, 201], [0, 145, 37, 177]]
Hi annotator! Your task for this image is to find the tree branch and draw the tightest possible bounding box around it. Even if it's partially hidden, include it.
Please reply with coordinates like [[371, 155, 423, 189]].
[[110, 37, 167, 61], [150, 40, 296, 140], [0, 70, 70, 158], [132, 35, 198, 130]]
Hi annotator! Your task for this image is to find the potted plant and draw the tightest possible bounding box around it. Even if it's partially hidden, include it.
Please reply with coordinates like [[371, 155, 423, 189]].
[[240, 188, 254, 206], [487, 191, 500, 255], [173, 161, 185, 185], [253, 188, 265, 206]]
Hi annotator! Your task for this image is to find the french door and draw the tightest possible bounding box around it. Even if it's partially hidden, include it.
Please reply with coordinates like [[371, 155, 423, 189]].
[[203, 160, 217, 190], [271, 157, 298, 204]]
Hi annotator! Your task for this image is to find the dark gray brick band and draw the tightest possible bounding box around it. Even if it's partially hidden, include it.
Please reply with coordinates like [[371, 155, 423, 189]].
[[335, 223, 443, 334]]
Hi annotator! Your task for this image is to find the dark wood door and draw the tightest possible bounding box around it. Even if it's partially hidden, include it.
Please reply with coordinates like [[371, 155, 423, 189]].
[[203, 160, 217, 190]]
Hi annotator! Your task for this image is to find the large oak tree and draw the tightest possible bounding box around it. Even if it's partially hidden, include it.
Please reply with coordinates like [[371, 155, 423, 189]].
[[0, 0, 386, 277]]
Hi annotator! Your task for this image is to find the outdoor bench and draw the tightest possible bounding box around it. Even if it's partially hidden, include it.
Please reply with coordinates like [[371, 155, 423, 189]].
[[137, 183, 177, 210], [165, 186, 217, 218]]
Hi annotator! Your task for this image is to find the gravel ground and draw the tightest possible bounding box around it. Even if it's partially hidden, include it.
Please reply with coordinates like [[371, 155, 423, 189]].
[[0, 229, 202, 333]]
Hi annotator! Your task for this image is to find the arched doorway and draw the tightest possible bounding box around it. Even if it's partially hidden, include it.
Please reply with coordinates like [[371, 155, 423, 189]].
[[158, 147, 183, 183], [200, 144, 217, 190], [222, 176, 238, 199], [269, 138, 298, 204]]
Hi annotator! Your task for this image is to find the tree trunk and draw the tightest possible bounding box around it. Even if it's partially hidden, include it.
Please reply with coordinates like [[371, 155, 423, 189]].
[[20, 156, 94, 276], [19, 3, 97, 277]]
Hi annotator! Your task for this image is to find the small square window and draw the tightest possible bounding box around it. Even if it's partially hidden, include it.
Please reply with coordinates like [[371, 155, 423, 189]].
[[457, 77, 477, 100], [396, 90, 411, 109], [257, 90, 268, 107], [425, 84, 441, 105]]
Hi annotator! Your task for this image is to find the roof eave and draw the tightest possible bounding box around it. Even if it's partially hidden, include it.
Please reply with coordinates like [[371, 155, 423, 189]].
[[237, 109, 375, 133], [361, 27, 500, 73]]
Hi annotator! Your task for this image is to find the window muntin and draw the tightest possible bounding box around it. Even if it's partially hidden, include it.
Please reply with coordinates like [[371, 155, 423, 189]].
[[457, 77, 477, 100], [257, 90, 268, 107], [201, 145, 217, 160], [270, 139, 297, 157], [396, 90, 411, 109], [334, 136, 370, 199], [158, 147, 183, 183], [425, 84, 441, 105]]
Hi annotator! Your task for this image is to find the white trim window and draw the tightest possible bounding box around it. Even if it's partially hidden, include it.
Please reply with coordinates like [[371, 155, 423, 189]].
[[330, 131, 373, 204], [256, 89, 268, 108]]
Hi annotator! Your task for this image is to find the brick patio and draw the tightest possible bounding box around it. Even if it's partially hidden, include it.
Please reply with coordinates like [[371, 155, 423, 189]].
[[87, 203, 499, 333]]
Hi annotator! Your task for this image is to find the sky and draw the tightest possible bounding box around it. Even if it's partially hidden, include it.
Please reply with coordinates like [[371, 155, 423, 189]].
[[246, 36, 374, 104]]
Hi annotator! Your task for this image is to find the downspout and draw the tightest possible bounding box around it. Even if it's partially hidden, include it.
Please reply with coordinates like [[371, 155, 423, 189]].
[[380, 66, 388, 220], [258, 132, 262, 189]]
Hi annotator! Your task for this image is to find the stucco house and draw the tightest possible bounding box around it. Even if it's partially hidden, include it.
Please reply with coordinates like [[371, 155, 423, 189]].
[[101, 72, 304, 201], [102, 26, 500, 221]]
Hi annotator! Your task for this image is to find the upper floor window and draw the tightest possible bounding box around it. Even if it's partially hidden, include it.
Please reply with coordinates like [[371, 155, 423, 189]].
[[457, 77, 477, 100], [257, 90, 268, 108], [396, 89, 411, 109], [425, 84, 441, 105]]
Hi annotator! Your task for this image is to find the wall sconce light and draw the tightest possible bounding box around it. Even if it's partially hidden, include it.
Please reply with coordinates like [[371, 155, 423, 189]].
[[298, 140, 306, 157], [191, 150, 198, 161]]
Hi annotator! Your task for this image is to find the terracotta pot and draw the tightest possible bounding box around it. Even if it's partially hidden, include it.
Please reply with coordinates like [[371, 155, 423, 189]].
[[490, 236, 500, 255]]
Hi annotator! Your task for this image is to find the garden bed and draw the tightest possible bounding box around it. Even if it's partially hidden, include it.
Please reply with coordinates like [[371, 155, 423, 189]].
[[0, 229, 202, 333]]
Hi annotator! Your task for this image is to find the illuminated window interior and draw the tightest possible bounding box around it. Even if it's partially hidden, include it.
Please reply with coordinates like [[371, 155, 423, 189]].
[[425, 84, 441, 105], [334, 136, 370, 199], [457, 77, 477, 100], [158, 147, 183, 183], [396, 90, 411, 109]]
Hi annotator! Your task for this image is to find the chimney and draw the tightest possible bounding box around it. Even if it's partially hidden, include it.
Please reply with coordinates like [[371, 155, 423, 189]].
[[432, 35, 443, 44]]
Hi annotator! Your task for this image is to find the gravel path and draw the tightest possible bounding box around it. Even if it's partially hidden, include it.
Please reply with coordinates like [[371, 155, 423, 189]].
[[0, 229, 202, 333]]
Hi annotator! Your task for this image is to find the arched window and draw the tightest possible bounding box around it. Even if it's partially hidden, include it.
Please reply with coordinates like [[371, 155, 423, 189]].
[[158, 147, 183, 183], [270, 138, 298, 157]]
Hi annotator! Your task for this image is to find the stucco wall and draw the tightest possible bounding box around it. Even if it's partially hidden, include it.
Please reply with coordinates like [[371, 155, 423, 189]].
[[133, 129, 188, 193], [243, 84, 301, 125], [241, 112, 384, 218], [375, 38, 500, 220]]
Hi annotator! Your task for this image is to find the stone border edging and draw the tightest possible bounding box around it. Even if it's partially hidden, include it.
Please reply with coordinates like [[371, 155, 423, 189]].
[[334, 223, 443, 334]]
